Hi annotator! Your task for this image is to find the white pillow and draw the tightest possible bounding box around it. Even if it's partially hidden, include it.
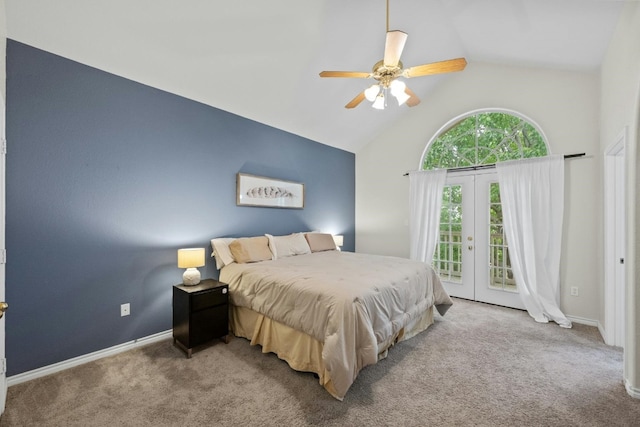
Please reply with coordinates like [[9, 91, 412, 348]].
[[266, 233, 311, 259], [210, 238, 236, 269]]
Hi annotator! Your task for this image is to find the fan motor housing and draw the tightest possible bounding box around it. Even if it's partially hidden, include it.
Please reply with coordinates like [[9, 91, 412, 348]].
[[372, 60, 403, 86]]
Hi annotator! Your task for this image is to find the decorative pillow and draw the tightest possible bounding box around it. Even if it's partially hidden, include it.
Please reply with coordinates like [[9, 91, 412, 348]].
[[305, 233, 337, 252], [229, 236, 273, 264], [266, 233, 311, 259], [211, 238, 236, 269]]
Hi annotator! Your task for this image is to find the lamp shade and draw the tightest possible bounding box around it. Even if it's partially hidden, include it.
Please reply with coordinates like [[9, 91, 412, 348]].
[[333, 235, 344, 247], [177, 248, 205, 268], [389, 79, 406, 96], [372, 93, 385, 110], [389, 79, 410, 106], [394, 90, 411, 106], [364, 84, 380, 102]]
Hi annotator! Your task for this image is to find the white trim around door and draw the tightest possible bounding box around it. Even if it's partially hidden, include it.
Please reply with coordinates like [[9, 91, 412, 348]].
[[604, 127, 627, 347]]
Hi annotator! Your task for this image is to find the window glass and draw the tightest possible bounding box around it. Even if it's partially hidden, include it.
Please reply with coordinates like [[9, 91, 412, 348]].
[[423, 112, 548, 170]]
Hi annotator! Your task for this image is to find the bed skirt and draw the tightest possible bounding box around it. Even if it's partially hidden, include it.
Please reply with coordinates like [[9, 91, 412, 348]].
[[229, 304, 435, 400]]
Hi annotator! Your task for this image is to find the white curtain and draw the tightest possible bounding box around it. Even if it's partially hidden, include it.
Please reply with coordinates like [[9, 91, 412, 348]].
[[409, 169, 447, 263], [496, 155, 571, 328]]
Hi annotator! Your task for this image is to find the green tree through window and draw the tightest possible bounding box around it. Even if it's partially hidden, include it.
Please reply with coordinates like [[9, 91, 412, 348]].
[[422, 111, 548, 170]]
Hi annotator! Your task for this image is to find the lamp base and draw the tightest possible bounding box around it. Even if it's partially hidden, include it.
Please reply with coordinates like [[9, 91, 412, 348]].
[[182, 268, 201, 286]]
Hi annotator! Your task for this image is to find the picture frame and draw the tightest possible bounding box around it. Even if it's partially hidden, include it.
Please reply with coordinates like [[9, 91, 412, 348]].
[[236, 173, 304, 209]]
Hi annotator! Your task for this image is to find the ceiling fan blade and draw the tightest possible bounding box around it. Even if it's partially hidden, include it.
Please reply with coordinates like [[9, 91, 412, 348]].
[[383, 30, 408, 67], [403, 58, 467, 78], [319, 71, 371, 78], [404, 86, 421, 107], [345, 92, 366, 109]]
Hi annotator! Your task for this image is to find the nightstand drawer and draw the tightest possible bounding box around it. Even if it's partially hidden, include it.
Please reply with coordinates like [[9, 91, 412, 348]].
[[192, 287, 228, 311]]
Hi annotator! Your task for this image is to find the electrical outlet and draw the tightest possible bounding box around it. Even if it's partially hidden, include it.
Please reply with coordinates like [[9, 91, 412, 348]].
[[121, 303, 131, 317], [570, 287, 579, 297]]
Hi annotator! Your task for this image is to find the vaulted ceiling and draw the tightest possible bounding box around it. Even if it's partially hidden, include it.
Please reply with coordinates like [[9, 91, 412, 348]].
[[5, 0, 626, 153]]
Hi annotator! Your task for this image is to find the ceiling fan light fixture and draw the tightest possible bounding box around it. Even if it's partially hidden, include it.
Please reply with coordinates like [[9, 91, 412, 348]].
[[389, 79, 409, 105], [372, 92, 386, 110], [389, 79, 406, 96], [318, 0, 466, 110], [394, 90, 411, 106], [364, 84, 381, 102]]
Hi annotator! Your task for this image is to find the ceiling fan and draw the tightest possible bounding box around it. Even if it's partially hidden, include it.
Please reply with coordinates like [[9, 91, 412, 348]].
[[319, 0, 467, 110]]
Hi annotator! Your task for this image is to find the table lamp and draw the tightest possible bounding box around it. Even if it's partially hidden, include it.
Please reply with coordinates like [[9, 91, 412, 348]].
[[177, 248, 205, 286]]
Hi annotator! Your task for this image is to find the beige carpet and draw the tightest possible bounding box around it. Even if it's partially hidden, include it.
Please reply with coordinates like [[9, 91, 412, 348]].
[[1, 298, 638, 426]]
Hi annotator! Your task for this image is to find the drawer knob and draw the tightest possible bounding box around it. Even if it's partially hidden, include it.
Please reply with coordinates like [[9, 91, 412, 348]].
[[222, 288, 228, 294]]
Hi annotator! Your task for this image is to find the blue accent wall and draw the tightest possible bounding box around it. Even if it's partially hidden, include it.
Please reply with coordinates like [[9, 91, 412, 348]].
[[5, 40, 355, 376]]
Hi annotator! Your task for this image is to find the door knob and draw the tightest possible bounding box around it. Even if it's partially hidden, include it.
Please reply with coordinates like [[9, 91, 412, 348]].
[[0, 301, 7, 319]]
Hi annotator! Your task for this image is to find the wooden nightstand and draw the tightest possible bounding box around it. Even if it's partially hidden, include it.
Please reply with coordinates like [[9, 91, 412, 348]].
[[172, 279, 229, 358]]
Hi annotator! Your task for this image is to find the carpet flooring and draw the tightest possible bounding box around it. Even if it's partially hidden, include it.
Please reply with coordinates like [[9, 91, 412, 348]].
[[1, 298, 638, 426]]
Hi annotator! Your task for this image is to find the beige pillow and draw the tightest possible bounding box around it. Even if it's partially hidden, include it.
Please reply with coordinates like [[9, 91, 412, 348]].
[[305, 233, 337, 252], [229, 236, 273, 263]]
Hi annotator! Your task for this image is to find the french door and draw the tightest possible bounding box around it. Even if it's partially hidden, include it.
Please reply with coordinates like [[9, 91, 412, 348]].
[[434, 171, 524, 310]]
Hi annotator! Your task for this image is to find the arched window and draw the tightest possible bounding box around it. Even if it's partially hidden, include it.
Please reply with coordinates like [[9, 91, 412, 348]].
[[422, 110, 548, 170], [421, 109, 549, 310]]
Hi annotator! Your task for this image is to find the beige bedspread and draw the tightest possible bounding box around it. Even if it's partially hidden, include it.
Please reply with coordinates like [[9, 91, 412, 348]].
[[220, 251, 452, 399]]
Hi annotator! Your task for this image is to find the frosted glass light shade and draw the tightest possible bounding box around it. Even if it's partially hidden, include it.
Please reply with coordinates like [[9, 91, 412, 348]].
[[372, 93, 385, 110], [389, 79, 410, 105], [332, 235, 344, 247], [394, 90, 411, 106], [389, 79, 406, 96], [364, 84, 380, 102]]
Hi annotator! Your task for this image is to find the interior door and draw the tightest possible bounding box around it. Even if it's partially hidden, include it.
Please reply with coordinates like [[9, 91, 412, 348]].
[[435, 171, 524, 310], [614, 155, 627, 347], [613, 154, 625, 346], [0, 94, 7, 414], [604, 131, 626, 347]]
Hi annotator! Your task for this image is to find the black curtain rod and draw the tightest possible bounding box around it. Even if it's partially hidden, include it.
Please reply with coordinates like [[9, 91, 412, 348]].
[[403, 153, 586, 176]]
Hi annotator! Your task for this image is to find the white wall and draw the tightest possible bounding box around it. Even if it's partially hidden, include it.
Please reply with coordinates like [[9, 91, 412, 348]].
[[355, 61, 601, 322], [600, 2, 640, 397]]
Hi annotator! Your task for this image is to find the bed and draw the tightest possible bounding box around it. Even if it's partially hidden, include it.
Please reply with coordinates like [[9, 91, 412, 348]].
[[211, 232, 452, 400]]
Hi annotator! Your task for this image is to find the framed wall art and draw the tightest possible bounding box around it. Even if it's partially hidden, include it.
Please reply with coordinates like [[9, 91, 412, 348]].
[[236, 173, 304, 209]]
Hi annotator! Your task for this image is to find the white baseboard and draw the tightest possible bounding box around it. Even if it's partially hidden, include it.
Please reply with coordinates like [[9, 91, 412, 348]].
[[625, 379, 640, 399], [566, 314, 599, 327], [7, 330, 172, 387], [566, 315, 607, 342], [596, 322, 606, 342], [565, 316, 622, 349]]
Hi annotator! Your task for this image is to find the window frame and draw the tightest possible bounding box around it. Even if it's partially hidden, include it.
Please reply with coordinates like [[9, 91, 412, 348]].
[[417, 108, 552, 171]]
